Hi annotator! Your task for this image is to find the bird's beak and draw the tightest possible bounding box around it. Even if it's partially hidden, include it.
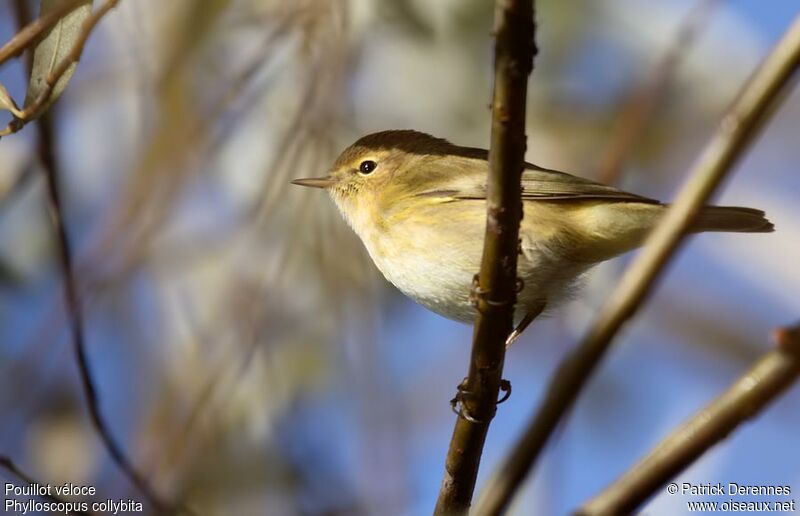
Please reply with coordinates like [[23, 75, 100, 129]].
[[291, 176, 336, 189]]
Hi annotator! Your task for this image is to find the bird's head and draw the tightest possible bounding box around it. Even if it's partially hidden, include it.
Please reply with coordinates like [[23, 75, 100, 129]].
[[291, 130, 478, 234]]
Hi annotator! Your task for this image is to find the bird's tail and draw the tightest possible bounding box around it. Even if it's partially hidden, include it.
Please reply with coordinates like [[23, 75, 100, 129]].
[[691, 206, 774, 233], [569, 202, 774, 262]]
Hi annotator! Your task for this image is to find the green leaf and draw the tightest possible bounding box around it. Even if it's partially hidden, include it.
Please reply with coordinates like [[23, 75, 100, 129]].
[[23, 0, 93, 118]]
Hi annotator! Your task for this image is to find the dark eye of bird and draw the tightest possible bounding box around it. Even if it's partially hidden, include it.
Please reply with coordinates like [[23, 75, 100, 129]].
[[359, 160, 377, 174]]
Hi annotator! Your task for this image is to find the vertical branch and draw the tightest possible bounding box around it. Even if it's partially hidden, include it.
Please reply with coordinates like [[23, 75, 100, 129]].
[[473, 15, 800, 516], [434, 1, 537, 514], [578, 323, 800, 516]]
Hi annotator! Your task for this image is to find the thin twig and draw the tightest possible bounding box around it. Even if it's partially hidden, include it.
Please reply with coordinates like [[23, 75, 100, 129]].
[[0, 454, 91, 515], [433, 1, 537, 514], [473, 14, 800, 516], [577, 322, 800, 516], [595, 0, 720, 184], [1, 0, 120, 136], [0, 0, 86, 66]]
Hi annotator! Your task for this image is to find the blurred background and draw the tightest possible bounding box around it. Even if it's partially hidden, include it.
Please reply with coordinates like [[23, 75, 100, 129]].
[[0, 0, 798, 514]]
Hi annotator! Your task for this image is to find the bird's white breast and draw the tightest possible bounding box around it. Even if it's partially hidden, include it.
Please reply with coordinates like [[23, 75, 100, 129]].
[[334, 193, 589, 323]]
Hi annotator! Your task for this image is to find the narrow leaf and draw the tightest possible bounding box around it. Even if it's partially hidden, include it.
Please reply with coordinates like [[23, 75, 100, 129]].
[[23, 0, 93, 118]]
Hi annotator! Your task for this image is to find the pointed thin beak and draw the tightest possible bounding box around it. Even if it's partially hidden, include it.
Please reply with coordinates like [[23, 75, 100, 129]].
[[291, 176, 336, 189]]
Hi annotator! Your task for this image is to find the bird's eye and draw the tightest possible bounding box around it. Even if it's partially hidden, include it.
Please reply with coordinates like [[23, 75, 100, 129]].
[[359, 160, 377, 174]]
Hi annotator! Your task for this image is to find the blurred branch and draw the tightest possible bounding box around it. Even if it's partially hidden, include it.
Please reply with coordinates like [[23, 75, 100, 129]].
[[81, 0, 235, 285], [0, 159, 38, 215], [473, 14, 800, 516], [253, 1, 349, 221], [578, 322, 800, 516], [206, 9, 300, 156], [0, 455, 90, 516], [433, 1, 537, 514], [17, 2, 171, 506], [151, 292, 263, 485], [36, 107, 172, 513], [0, 0, 86, 66], [2, 0, 120, 136], [595, 0, 720, 184]]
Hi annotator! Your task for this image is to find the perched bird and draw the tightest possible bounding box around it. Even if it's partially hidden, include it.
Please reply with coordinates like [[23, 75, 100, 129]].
[[292, 130, 773, 340]]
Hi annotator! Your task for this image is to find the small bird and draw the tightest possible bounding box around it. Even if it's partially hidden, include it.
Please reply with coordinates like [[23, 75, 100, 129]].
[[292, 130, 773, 341]]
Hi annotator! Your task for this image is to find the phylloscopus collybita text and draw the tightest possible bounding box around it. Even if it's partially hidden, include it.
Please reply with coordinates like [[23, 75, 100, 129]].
[[292, 130, 773, 341]]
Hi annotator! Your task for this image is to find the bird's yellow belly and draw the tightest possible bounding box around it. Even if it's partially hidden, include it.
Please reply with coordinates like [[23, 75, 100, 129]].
[[362, 208, 588, 323]]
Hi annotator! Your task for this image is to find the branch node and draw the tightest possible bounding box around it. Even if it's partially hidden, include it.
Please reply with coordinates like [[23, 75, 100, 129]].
[[469, 273, 517, 310]]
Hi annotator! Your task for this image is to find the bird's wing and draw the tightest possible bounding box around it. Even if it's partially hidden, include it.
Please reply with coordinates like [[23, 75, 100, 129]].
[[416, 159, 661, 204], [518, 165, 660, 203]]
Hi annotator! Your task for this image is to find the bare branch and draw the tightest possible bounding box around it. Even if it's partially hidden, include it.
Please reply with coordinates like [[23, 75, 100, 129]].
[[473, 14, 800, 516], [0, 0, 86, 66], [433, 1, 537, 513], [577, 322, 800, 516]]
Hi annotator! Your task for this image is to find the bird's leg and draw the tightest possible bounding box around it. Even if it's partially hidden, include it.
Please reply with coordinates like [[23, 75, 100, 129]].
[[506, 301, 546, 348]]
